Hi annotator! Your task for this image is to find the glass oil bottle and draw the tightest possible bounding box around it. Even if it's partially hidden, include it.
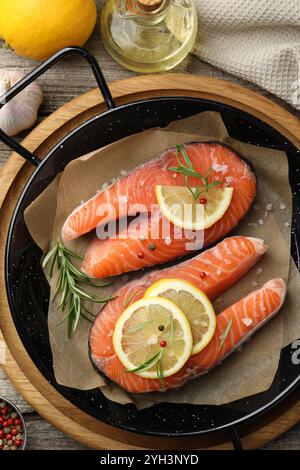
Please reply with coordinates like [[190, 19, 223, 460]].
[[100, 0, 198, 73]]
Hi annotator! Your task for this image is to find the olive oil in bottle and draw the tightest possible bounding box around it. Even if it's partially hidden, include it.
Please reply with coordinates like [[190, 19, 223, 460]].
[[100, 0, 198, 73]]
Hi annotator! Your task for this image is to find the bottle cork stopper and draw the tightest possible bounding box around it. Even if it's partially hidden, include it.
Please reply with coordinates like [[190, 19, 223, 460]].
[[137, 0, 164, 12]]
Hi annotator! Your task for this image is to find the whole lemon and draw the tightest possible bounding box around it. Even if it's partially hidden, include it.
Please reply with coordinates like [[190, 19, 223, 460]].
[[0, 0, 97, 60]]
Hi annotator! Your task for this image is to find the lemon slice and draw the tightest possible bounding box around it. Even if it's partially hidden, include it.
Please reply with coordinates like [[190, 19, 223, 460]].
[[145, 279, 216, 355], [113, 297, 193, 379], [155, 185, 233, 230]]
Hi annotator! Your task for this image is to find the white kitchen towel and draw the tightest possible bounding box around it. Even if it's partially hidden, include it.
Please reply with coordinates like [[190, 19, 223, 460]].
[[193, 0, 300, 109]]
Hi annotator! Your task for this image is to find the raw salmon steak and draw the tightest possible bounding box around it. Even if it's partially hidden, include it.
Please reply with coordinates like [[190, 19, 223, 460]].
[[62, 142, 256, 244], [88, 236, 281, 394], [79, 143, 257, 278]]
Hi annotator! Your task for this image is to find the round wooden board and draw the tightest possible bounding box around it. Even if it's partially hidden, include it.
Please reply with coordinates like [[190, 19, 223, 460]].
[[0, 74, 300, 450]]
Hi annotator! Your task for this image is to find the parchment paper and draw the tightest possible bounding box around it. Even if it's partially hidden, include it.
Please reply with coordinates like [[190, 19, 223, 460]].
[[24, 112, 300, 407]]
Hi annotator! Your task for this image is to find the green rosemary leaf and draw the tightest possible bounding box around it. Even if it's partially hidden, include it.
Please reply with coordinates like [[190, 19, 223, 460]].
[[49, 249, 58, 278], [44, 240, 118, 338], [73, 294, 81, 332], [127, 320, 153, 333], [67, 309, 76, 339], [125, 351, 162, 374], [218, 319, 233, 351], [207, 181, 224, 189], [42, 243, 59, 269], [157, 357, 164, 387], [123, 289, 140, 307], [62, 247, 83, 260], [167, 166, 202, 179], [169, 316, 174, 344], [176, 144, 193, 168]]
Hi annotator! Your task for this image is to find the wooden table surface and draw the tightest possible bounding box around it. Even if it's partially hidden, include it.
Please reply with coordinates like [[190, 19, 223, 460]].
[[0, 0, 299, 450]]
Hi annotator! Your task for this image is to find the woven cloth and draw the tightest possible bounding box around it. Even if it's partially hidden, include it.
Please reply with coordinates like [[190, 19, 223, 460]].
[[193, 0, 300, 109]]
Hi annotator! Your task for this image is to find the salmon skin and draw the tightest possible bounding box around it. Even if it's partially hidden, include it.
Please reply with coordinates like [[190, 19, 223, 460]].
[[88, 236, 279, 394], [78, 142, 257, 278]]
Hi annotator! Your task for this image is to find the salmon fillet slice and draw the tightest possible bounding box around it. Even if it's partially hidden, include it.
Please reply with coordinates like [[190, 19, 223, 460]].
[[62, 142, 256, 242], [89, 236, 273, 393]]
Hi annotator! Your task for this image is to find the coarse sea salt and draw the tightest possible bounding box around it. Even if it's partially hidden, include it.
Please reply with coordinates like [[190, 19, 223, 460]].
[[251, 280, 258, 287], [266, 203, 273, 211], [101, 182, 109, 190], [212, 162, 228, 175], [258, 219, 264, 225], [257, 268, 263, 275], [285, 222, 290, 227], [242, 318, 253, 327], [120, 170, 128, 176], [280, 203, 286, 210], [164, 236, 172, 246]]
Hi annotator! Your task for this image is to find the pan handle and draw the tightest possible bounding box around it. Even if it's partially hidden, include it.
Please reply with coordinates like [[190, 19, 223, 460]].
[[0, 46, 115, 167]]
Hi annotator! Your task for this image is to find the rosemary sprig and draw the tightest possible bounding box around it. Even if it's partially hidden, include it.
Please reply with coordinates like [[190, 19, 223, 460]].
[[123, 288, 140, 307], [218, 319, 233, 351], [169, 316, 174, 344], [127, 320, 153, 333], [125, 350, 162, 374], [43, 241, 115, 338], [157, 357, 164, 388], [168, 144, 224, 201]]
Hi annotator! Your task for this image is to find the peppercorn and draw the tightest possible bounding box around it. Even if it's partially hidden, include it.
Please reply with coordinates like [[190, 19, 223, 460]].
[[3, 427, 11, 434], [11, 427, 18, 436], [7, 440, 13, 446], [2, 445, 9, 450], [10, 445, 17, 450], [14, 418, 21, 426], [158, 325, 165, 331], [14, 440, 22, 447], [0, 402, 6, 409]]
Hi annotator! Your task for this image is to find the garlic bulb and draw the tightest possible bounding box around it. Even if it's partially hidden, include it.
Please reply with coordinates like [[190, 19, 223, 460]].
[[0, 69, 43, 137]]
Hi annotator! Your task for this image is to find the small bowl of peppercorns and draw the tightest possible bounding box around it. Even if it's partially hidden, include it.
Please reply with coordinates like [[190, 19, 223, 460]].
[[0, 397, 27, 450]]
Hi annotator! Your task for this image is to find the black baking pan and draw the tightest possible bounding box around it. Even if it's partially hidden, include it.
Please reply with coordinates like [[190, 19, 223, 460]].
[[1, 47, 300, 449]]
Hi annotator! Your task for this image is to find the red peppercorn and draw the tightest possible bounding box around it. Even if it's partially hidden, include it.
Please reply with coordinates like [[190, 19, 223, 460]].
[[0, 416, 4, 423], [200, 271, 207, 280], [199, 198, 207, 205], [2, 420, 8, 427], [7, 418, 14, 425], [11, 427, 18, 436], [14, 418, 21, 426], [5, 433, 12, 441], [14, 439, 22, 447], [160, 340, 167, 348], [1, 408, 8, 415], [137, 252, 144, 259], [0, 429, 4, 438]]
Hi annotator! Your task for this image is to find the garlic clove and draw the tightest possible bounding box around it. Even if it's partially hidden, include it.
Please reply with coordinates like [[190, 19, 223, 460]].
[[0, 69, 43, 137]]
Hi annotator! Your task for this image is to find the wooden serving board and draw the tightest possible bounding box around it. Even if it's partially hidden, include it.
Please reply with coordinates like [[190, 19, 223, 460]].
[[0, 74, 300, 450]]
